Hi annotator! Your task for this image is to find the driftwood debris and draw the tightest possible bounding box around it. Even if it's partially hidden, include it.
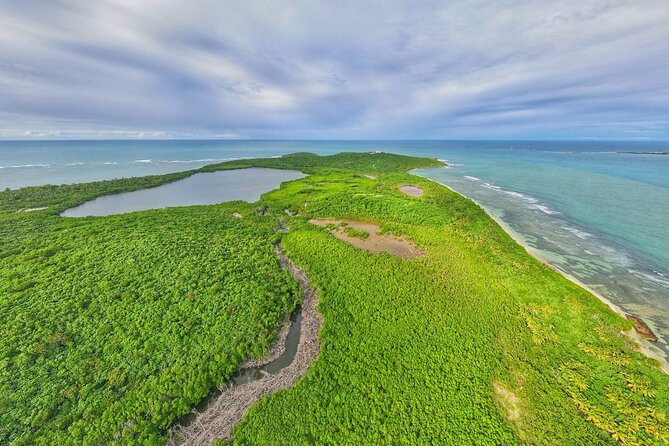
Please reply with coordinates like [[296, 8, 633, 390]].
[[169, 246, 321, 445]]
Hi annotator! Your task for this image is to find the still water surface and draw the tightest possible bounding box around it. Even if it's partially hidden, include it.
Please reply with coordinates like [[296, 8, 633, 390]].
[[61, 168, 305, 217]]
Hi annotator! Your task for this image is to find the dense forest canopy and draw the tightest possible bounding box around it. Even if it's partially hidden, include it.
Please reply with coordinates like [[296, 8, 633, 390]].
[[1, 152, 668, 445]]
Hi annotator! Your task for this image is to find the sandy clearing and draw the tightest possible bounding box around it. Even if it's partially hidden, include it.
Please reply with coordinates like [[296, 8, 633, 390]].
[[400, 185, 423, 196], [310, 219, 422, 259], [17, 207, 48, 213]]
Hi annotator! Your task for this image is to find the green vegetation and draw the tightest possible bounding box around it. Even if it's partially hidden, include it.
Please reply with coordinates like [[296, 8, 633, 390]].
[[1, 193, 300, 444], [344, 227, 369, 239], [228, 161, 669, 445], [2, 151, 669, 445], [0, 171, 195, 214], [200, 151, 444, 175]]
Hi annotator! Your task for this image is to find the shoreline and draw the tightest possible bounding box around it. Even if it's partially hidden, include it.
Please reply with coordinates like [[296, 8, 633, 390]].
[[414, 172, 669, 374], [9, 150, 669, 444], [491, 211, 669, 374]]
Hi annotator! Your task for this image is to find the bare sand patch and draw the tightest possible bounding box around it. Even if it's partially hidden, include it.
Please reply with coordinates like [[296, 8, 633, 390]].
[[400, 185, 423, 196], [493, 382, 522, 422], [17, 207, 48, 213], [310, 219, 422, 259], [493, 381, 534, 442]]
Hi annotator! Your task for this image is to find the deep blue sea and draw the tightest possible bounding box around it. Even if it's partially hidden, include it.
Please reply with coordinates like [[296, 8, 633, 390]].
[[2, 139, 668, 354]]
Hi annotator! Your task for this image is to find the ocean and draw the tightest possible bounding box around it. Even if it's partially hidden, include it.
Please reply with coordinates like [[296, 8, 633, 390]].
[[2, 139, 668, 355]]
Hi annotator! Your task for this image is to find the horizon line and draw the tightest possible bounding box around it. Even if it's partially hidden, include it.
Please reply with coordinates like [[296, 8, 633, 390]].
[[1, 137, 669, 143]]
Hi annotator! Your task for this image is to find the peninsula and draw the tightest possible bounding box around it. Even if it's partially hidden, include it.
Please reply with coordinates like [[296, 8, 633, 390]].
[[1, 152, 668, 445]]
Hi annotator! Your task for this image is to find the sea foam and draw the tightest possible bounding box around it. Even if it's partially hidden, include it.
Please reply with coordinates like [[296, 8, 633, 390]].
[[0, 163, 50, 169]]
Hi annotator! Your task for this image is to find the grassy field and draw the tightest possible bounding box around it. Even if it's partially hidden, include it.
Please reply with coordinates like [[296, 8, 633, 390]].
[[2, 152, 668, 445]]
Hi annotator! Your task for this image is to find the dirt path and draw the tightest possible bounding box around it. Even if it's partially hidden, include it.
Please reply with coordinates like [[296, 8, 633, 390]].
[[169, 245, 322, 445]]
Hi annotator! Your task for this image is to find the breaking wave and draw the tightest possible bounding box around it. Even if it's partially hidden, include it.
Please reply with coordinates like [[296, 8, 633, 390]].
[[0, 163, 50, 169]]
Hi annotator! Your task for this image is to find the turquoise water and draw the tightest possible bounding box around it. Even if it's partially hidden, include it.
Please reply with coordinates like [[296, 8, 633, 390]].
[[411, 143, 669, 358], [2, 139, 669, 353]]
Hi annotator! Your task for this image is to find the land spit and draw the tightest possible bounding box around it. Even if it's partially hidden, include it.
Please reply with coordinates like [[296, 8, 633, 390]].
[[169, 245, 322, 445], [310, 219, 423, 259]]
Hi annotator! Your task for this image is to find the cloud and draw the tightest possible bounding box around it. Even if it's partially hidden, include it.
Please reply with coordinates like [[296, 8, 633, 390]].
[[0, 0, 668, 139]]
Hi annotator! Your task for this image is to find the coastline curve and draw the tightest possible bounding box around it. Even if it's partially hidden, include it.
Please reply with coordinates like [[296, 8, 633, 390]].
[[412, 170, 669, 374]]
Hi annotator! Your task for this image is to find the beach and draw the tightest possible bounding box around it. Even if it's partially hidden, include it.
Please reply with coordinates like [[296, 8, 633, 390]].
[[418, 174, 669, 373]]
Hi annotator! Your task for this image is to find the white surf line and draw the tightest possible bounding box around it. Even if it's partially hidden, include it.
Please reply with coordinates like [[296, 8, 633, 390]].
[[411, 171, 669, 374]]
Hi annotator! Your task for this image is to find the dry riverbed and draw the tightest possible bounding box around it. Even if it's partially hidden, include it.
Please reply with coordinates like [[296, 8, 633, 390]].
[[169, 246, 322, 445]]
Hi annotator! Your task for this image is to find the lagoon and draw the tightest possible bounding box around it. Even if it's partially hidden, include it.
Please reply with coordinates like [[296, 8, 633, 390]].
[[61, 167, 305, 217]]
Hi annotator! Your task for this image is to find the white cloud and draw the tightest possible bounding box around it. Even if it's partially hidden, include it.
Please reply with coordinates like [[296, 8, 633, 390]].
[[0, 0, 668, 139]]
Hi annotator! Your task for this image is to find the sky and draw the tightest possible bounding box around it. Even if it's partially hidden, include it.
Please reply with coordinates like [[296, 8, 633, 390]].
[[0, 0, 668, 140]]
